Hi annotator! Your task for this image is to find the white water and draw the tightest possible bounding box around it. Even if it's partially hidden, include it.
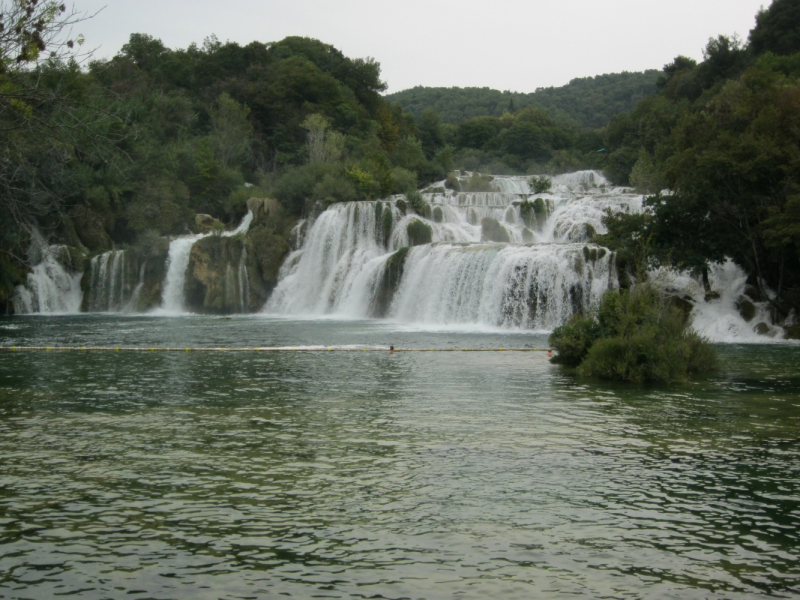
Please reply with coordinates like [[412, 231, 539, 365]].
[[87, 250, 141, 313], [265, 172, 790, 341], [12, 230, 83, 314], [266, 172, 626, 328]]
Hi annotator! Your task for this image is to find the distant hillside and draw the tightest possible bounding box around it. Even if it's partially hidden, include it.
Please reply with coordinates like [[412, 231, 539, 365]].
[[386, 70, 661, 129]]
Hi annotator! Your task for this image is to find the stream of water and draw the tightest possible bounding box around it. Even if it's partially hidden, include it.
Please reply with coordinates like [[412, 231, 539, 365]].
[[1, 315, 798, 599]]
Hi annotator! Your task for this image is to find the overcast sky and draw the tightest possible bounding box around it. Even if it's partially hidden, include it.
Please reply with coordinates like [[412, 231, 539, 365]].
[[73, 0, 768, 94]]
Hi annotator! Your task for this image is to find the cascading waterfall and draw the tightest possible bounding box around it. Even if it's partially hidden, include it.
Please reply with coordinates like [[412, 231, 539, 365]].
[[265, 170, 785, 340], [87, 250, 136, 312], [266, 171, 626, 328], [390, 243, 615, 329], [12, 229, 83, 314]]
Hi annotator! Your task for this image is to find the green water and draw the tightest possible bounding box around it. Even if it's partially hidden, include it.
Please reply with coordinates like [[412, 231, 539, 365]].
[[1, 315, 799, 599]]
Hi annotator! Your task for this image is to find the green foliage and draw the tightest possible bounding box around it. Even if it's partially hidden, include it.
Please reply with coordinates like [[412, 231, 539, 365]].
[[406, 189, 430, 217], [445, 172, 461, 191], [529, 175, 552, 194], [749, 0, 800, 57], [628, 148, 662, 194], [549, 285, 717, 382], [386, 71, 660, 129], [406, 218, 433, 246], [462, 172, 497, 192], [548, 315, 601, 367]]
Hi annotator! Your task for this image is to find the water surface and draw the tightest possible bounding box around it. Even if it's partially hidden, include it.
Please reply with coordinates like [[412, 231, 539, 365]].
[[1, 315, 799, 599]]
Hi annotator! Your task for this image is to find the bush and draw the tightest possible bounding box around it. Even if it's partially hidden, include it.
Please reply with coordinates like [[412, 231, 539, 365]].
[[313, 172, 358, 204], [391, 167, 417, 194], [271, 163, 333, 214], [445, 172, 461, 191], [407, 219, 433, 246], [549, 284, 717, 382], [529, 175, 552, 194], [406, 188, 431, 218], [549, 315, 601, 367], [463, 172, 497, 192]]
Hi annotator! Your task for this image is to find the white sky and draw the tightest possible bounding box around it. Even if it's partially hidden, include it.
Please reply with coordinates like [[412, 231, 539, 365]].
[[73, 0, 768, 94]]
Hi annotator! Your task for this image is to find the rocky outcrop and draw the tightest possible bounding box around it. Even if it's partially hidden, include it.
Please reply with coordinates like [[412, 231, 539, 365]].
[[247, 197, 282, 225], [184, 223, 290, 314]]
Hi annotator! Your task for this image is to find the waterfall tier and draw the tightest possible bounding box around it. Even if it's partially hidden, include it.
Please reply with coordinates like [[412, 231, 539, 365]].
[[266, 171, 626, 328]]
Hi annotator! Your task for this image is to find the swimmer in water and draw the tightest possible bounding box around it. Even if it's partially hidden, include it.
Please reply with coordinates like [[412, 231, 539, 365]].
[[389, 345, 395, 354]]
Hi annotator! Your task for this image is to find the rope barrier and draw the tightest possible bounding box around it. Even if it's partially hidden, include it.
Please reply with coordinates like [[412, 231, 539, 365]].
[[0, 346, 552, 353]]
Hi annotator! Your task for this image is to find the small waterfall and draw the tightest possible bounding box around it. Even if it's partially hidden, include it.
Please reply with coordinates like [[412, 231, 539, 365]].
[[237, 247, 249, 312], [87, 250, 138, 312], [160, 233, 210, 314], [12, 230, 83, 314], [159, 211, 254, 314]]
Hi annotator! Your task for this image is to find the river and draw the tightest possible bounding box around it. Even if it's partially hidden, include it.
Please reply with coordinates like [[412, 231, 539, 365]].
[[1, 315, 798, 599]]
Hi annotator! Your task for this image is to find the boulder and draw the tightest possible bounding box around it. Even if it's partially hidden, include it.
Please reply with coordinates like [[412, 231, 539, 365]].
[[481, 217, 510, 243], [195, 213, 221, 233], [246, 197, 282, 224], [735, 296, 757, 322]]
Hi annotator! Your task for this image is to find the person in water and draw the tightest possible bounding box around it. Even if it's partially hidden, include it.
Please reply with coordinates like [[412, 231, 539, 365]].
[[389, 345, 395, 354]]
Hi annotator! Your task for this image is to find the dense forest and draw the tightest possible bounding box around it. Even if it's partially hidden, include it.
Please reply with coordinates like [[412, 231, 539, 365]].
[[1, 0, 799, 326], [386, 70, 661, 129]]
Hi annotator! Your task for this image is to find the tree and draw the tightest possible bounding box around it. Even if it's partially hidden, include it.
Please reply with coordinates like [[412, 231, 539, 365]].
[[749, 0, 800, 57], [0, 1, 98, 253], [210, 92, 253, 168]]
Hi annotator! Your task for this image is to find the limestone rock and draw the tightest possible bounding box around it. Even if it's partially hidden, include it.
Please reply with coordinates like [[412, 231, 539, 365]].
[[195, 213, 221, 233]]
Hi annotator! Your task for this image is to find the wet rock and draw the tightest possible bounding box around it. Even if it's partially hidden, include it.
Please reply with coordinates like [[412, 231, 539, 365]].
[[481, 217, 510, 243], [195, 213, 221, 233], [704, 291, 721, 302], [372, 247, 410, 318], [754, 322, 771, 336], [784, 324, 800, 340], [735, 296, 756, 322], [246, 197, 281, 224], [744, 284, 762, 302]]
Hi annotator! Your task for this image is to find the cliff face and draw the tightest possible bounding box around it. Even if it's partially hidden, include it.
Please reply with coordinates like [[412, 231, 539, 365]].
[[183, 204, 292, 314]]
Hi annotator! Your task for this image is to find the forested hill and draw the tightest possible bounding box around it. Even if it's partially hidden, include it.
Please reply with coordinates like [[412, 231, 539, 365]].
[[385, 70, 660, 129]]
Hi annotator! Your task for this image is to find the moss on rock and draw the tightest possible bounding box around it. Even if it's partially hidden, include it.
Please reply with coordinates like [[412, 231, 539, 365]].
[[407, 219, 433, 246], [481, 217, 510, 243]]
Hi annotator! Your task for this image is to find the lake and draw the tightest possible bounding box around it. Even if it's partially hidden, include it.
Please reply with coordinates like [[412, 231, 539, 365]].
[[1, 315, 798, 599]]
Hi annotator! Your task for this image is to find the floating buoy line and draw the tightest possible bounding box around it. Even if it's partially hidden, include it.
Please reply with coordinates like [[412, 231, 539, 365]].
[[0, 346, 551, 353]]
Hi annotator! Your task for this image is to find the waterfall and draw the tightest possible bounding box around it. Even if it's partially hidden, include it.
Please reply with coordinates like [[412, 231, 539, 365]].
[[160, 233, 210, 314], [237, 247, 249, 312], [87, 250, 138, 312], [389, 243, 615, 329], [159, 211, 254, 314], [12, 229, 83, 315], [265, 171, 625, 327]]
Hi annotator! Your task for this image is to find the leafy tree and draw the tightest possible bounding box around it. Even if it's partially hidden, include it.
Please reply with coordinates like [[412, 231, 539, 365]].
[[749, 0, 800, 57]]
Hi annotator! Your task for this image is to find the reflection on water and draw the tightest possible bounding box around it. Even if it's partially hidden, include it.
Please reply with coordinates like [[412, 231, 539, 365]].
[[0, 316, 799, 599]]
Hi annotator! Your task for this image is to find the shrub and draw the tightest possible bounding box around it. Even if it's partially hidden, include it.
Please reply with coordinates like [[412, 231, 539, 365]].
[[529, 175, 552, 194], [549, 284, 717, 382], [406, 188, 431, 218], [463, 172, 497, 192], [407, 219, 433, 246], [391, 167, 417, 194], [445, 172, 461, 191], [549, 315, 601, 367]]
